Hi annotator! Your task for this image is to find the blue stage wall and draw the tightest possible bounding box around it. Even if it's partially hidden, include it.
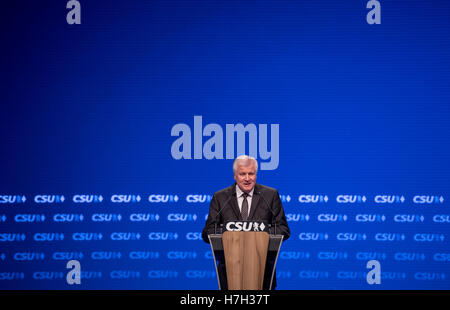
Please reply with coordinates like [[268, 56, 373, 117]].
[[1, 0, 449, 289]]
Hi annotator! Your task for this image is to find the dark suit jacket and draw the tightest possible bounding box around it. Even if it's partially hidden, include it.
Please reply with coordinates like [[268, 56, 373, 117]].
[[202, 183, 290, 241], [202, 183, 290, 289]]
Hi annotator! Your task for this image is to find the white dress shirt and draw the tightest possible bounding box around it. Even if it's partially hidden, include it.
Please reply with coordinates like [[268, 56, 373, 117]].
[[236, 185, 254, 215]]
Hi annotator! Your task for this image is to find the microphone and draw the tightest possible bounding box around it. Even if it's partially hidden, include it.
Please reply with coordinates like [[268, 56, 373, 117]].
[[256, 191, 277, 235], [213, 193, 236, 234]]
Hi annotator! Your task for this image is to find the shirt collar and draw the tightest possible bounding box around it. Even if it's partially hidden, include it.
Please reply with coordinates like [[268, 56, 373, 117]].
[[236, 184, 254, 197]]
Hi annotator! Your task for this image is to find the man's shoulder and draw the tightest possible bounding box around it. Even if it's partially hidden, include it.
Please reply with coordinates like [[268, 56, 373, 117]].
[[213, 184, 235, 198], [255, 183, 279, 195]]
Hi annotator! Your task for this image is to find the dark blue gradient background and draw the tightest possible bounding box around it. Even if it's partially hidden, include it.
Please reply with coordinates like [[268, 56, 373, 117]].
[[1, 0, 449, 289]]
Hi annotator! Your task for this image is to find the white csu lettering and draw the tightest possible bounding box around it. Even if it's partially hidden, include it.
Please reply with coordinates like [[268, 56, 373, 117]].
[[366, 0, 381, 25], [366, 260, 381, 284], [66, 260, 81, 285], [66, 0, 81, 25], [225, 222, 259, 231], [171, 116, 279, 170]]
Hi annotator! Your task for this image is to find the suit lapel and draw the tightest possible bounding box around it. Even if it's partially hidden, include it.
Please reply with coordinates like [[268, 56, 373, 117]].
[[248, 184, 260, 220], [229, 184, 243, 220]]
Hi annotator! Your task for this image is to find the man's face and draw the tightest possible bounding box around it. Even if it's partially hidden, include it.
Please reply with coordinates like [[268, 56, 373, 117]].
[[234, 163, 257, 193]]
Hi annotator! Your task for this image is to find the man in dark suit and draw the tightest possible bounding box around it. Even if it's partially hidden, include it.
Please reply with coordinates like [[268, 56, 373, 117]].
[[202, 155, 290, 289]]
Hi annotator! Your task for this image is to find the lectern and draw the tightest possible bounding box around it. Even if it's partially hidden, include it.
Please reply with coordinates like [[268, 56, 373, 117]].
[[208, 222, 284, 290]]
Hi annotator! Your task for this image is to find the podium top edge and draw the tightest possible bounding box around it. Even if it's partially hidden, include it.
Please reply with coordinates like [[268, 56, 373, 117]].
[[208, 233, 284, 238]]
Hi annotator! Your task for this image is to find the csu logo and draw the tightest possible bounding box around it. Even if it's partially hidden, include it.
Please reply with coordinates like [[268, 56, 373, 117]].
[[13, 252, 45, 261], [374, 233, 405, 241], [73, 195, 103, 203], [356, 252, 386, 261], [148, 232, 179, 240], [414, 272, 446, 281], [286, 214, 310, 222], [129, 213, 159, 222], [279, 251, 310, 260], [110, 232, 141, 241], [336, 195, 367, 203], [53, 214, 84, 222], [91, 252, 122, 260], [185, 270, 216, 279], [355, 214, 386, 223], [34, 233, 64, 241], [148, 195, 179, 203], [414, 233, 445, 242], [167, 214, 197, 222], [33, 272, 64, 280], [413, 195, 444, 204], [394, 252, 425, 261], [186, 232, 202, 240], [15, 214, 45, 223], [298, 232, 328, 241], [317, 214, 347, 222], [298, 195, 328, 203], [317, 252, 348, 260], [374, 195, 405, 204], [110, 270, 140, 279], [0, 233, 26, 242], [167, 251, 197, 260], [298, 270, 329, 279], [91, 214, 122, 222], [225, 221, 267, 232], [186, 195, 212, 203], [433, 215, 450, 223], [148, 270, 178, 279], [129, 251, 159, 260], [336, 233, 367, 241], [393, 214, 425, 223], [34, 195, 65, 203], [0, 195, 26, 204], [0, 272, 24, 280], [111, 195, 141, 203], [52, 252, 83, 260], [433, 253, 450, 262], [72, 233, 103, 241]]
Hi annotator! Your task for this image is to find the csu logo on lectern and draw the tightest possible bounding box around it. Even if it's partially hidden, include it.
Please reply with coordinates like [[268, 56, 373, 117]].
[[225, 221, 267, 232]]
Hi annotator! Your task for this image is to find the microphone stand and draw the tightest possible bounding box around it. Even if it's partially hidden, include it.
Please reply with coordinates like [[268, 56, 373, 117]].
[[213, 194, 235, 234], [258, 191, 277, 235]]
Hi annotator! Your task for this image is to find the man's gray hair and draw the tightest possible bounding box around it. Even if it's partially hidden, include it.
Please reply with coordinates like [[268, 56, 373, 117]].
[[233, 155, 258, 175]]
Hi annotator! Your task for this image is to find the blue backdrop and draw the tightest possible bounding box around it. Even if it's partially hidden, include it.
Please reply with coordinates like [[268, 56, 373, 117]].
[[1, 0, 449, 289]]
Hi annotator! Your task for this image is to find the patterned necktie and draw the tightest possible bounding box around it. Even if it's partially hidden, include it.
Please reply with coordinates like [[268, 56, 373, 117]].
[[241, 193, 249, 221]]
